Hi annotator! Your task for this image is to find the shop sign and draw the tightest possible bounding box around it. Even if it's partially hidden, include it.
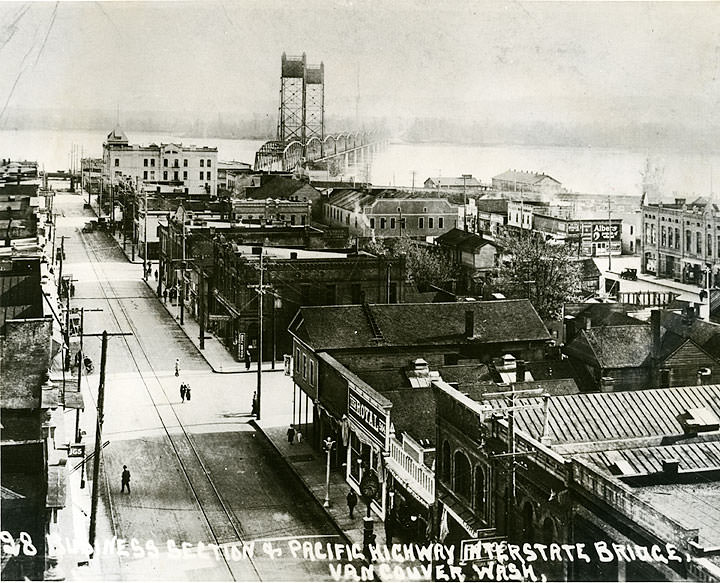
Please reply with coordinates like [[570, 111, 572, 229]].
[[348, 383, 387, 444], [592, 223, 620, 241]]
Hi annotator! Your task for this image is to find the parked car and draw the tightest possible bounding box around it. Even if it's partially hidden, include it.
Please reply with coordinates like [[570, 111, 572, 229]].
[[620, 268, 637, 280]]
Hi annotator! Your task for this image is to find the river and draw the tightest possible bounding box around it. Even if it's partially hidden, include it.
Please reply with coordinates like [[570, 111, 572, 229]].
[[2, 128, 719, 197]]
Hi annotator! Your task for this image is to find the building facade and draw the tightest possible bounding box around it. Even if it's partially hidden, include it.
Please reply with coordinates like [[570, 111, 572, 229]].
[[324, 189, 459, 240], [641, 196, 720, 286], [102, 127, 218, 197]]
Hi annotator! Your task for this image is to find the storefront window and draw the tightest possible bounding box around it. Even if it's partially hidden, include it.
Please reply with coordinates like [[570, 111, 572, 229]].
[[661, 226, 666, 246]]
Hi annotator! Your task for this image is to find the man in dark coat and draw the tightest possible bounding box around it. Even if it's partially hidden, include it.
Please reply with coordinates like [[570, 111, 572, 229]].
[[287, 425, 296, 445], [347, 489, 358, 519], [121, 465, 131, 493]]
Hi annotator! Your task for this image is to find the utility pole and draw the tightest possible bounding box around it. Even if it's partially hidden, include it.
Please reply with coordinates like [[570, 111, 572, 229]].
[[257, 249, 264, 420], [86, 329, 132, 555], [88, 331, 108, 553], [199, 269, 205, 350], [483, 385, 549, 539], [57, 235, 65, 296], [143, 180, 148, 280], [75, 308, 84, 443], [607, 195, 612, 271], [462, 174, 472, 232], [180, 217, 186, 325]]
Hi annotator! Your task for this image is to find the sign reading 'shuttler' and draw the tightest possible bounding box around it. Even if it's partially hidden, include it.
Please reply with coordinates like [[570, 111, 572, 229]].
[[592, 223, 620, 241]]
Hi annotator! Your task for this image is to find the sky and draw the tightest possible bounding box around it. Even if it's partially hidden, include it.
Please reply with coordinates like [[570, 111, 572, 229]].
[[1, 1, 720, 125]]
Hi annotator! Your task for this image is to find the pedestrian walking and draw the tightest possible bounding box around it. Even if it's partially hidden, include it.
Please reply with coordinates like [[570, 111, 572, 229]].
[[154, 269, 158, 281], [347, 489, 358, 519], [251, 391, 259, 417], [175, 358, 180, 377], [121, 465, 131, 494], [296, 430, 303, 444], [163, 289, 168, 303], [185, 384, 191, 402], [180, 383, 186, 403], [245, 349, 251, 370], [287, 424, 296, 445]]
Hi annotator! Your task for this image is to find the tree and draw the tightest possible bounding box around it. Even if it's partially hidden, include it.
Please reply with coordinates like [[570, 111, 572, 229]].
[[363, 237, 458, 291], [495, 234, 582, 319]]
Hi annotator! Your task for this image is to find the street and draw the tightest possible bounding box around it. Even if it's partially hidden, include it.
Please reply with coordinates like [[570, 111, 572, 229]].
[[55, 193, 345, 581]]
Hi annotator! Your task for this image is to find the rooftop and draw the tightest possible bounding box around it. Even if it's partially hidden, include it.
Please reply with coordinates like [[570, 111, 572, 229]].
[[290, 300, 550, 351]]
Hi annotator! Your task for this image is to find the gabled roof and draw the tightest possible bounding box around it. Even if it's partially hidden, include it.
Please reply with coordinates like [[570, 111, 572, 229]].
[[567, 325, 653, 368], [246, 176, 319, 200], [661, 310, 720, 358], [493, 170, 560, 185], [435, 228, 493, 251], [564, 303, 646, 327], [289, 300, 550, 351]]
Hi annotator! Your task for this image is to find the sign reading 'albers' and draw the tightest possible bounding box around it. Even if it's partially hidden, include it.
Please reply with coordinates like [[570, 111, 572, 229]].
[[592, 223, 620, 241], [348, 384, 387, 444]]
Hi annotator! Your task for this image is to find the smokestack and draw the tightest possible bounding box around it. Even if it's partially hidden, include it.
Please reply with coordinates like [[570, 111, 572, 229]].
[[662, 458, 679, 476], [651, 309, 661, 360], [465, 310, 474, 338]]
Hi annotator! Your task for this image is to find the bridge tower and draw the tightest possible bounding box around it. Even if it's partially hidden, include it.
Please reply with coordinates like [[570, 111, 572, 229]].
[[278, 53, 324, 157]]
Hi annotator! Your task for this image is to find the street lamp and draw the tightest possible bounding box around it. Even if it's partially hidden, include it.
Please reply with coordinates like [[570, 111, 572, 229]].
[[323, 436, 336, 507]]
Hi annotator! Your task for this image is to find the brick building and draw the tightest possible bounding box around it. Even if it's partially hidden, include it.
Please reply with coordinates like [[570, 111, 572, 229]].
[[323, 189, 459, 241], [287, 301, 551, 520], [434, 380, 720, 581]]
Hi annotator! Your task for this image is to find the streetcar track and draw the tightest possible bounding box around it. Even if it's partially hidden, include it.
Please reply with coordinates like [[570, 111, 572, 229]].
[[79, 229, 261, 581]]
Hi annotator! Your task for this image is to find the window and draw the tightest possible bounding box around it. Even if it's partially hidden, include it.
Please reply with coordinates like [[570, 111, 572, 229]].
[[183, 171, 187, 180], [143, 170, 148, 179], [389, 282, 397, 304], [630, 225, 634, 235], [351, 284, 363, 304], [174, 171, 179, 181], [150, 171, 155, 180], [661, 226, 666, 246], [439, 217, 444, 229], [163, 171, 168, 180], [474, 466, 485, 513], [309, 361, 315, 385], [390, 218, 396, 229], [143, 159, 148, 167], [380, 218, 386, 229], [200, 171, 204, 180], [184, 159, 188, 167], [429, 217, 434, 229], [675, 228, 680, 249], [454, 451, 471, 500], [419, 217, 424, 229], [174, 159, 179, 168], [207, 159, 212, 167], [114, 158, 119, 167], [709, 233, 714, 257], [295, 347, 301, 372], [370, 218, 375, 229], [697, 231, 702, 254], [163, 159, 168, 167], [151, 159, 156, 167], [200, 159, 205, 167], [301, 215, 306, 225], [687, 230, 692, 251], [207, 171, 211, 180], [290, 215, 296, 225], [302, 354, 307, 379], [325, 284, 336, 304], [668, 228, 674, 248], [441, 441, 451, 483]]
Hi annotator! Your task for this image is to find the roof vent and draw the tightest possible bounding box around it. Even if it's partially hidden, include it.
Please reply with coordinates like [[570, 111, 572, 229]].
[[413, 358, 429, 372], [677, 407, 720, 434]]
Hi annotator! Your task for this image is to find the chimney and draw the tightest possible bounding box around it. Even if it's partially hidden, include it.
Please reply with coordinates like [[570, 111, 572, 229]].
[[600, 377, 615, 392], [413, 358, 429, 373], [585, 317, 592, 331], [675, 198, 686, 206], [465, 310, 474, 338], [251, 246, 262, 255], [662, 458, 679, 476], [516, 360, 526, 382], [651, 309, 661, 360], [290, 251, 298, 259]]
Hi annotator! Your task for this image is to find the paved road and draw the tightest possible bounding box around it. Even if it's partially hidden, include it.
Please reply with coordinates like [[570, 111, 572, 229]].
[[56, 194, 346, 581]]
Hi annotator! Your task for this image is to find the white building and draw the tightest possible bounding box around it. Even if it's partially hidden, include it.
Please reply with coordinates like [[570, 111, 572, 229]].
[[102, 127, 218, 197]]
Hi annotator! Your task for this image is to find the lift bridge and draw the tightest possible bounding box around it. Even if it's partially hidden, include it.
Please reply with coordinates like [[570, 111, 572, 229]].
[[254, 53, 386, 173]]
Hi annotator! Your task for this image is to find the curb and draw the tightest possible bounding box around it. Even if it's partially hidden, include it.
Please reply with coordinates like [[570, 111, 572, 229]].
[[248, 420, 352, 547]]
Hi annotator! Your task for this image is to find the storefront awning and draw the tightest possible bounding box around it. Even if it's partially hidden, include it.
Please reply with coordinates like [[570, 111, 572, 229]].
[[439, 492, 480, 538], [213, 290, 242, 318]]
